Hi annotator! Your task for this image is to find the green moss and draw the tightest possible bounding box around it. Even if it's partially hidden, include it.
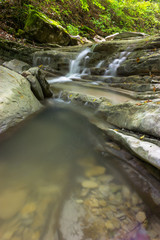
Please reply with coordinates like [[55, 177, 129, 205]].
[[80, 25, 95, 33], [25, 10, 69, 33]]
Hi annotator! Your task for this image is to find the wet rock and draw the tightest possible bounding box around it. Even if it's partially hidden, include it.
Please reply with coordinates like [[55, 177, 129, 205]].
[[24, 72, 44, 100], [85, 165, 105, 177], [0, 38, 38, 63], [122, 186, 131, 199], [0, 66, 42, 133], [136, 211, 146, 223], [99, 185, 110, 196], [76, 199, 84, 204], [98, 102, 160, 139], [81, 188, 89, 197], [106, 129, 160, 170], [82, 180, 98, 189], [117, 54, 160, 76], [99, 199, 107, 207], [21, 202, 37, 217], [114, 32, 148, 40], [0, 189, 27, 219], [84, 198, 99, 208], [90, 67, 106, 75], [77, 156, 96, 168], [98, 175, 114, 183], [105, 32, 148, 41], [93, 35, 106, 43], [3, 59, 30, 74], [105, 220, 115, 230], [36, 69, 53, 97]]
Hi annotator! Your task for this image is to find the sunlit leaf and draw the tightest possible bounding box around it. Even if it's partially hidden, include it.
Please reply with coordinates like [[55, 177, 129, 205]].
[[144, 100, 152, 103], [140, 135, 145, 140]]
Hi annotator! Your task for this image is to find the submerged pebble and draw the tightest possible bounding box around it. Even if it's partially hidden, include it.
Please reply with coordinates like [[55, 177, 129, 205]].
[[136, 211, 146, 223], [82, 180, 98, 189], [0, 189, 27, 219], [85, 165, 105, 177]]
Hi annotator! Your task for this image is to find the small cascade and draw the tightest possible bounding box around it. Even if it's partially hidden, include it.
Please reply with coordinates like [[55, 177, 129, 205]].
[[33, 56, 51, 66], [48, 48, 91, 84], [105, 51, 130, 77], [68, 48, 91, 76], [96, 60, 105, 68]]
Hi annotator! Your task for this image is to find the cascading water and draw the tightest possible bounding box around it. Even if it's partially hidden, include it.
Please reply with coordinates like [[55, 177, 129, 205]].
[[105, 51, 130, 77], [48, 48, 91, 83], [69, 48, 91, 75], [95, 60, 105, 68], [47, 47, 130, 84], [33, 56, 51, 66]]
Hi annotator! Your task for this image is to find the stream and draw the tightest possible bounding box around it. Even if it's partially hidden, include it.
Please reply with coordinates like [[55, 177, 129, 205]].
[[0, 48, 160, 240]]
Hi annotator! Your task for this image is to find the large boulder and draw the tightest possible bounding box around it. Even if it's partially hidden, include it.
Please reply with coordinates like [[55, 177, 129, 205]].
[[24, 10, 77, 46], [0, 66, 42, 133]]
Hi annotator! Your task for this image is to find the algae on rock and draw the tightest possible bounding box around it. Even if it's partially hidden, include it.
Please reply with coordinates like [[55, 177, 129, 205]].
[[24, 10, 76, 46]]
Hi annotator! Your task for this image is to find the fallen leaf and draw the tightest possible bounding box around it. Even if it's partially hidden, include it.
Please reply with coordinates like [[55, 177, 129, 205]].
[[144, 100, 152, 103], [150, 74, 155, 77], [114, 129, 119, 132], [156, 101, 160, 104], [153, 86, 156, 92], [39, 65, 43, 68], [136, 57, 140, 63], [140, 135, 145, 140], [93, 98, 97, 102], [69, 94, 72, 97], [136, 103, 142, 106], [20, 95, 24, 99]]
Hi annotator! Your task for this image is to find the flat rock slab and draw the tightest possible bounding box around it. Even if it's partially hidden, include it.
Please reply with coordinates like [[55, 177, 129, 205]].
[[98, 101, 160, 139], [0, 66, 42, 133], [106, 129, 160, 170], [3, 59, 30, 74]]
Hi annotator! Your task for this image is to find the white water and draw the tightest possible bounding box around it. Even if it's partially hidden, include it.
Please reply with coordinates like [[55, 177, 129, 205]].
[[33, 56, 51, 66], [105, 51, 130, 77], [96, 60, 105, 68], [48, 48, 91, 84], [47, 48, 130, 84]]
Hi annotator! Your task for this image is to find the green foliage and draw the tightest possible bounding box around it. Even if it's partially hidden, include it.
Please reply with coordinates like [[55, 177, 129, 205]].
[[1, 0, 160, 39], [79, 0, 105, 11], [66, 24, 80, 35]]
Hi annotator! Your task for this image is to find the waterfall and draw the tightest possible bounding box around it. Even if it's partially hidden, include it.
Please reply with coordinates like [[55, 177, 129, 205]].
[[105, 51, 130, 77], [47, 47, 130, 84], [48, 48, 91, 84]]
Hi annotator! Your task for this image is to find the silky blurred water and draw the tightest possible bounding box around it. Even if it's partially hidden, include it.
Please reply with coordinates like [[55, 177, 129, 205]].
[[0, 104, 159, 240]]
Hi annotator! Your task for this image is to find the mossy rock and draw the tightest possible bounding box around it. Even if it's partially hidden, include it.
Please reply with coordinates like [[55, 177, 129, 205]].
[[24, 10, 77, 46]]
